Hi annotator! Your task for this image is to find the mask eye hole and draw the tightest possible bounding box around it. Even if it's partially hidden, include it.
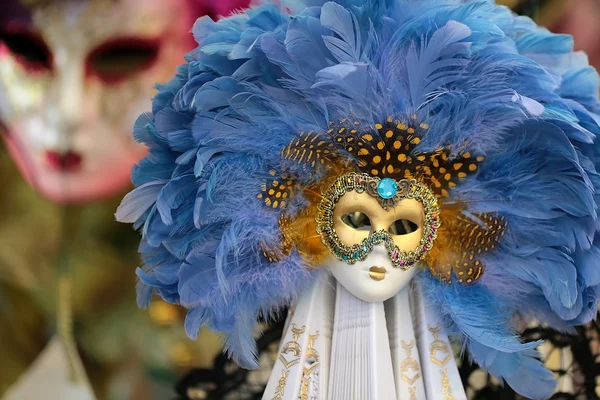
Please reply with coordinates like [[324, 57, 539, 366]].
[[0, 30, 52, 72], [86, 37, 160, 84], [389, 219, 419, 235], [341, 212, 372, 231]]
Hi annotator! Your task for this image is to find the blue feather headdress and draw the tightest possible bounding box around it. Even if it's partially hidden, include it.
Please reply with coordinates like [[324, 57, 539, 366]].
[[117, 1, 600, 398]]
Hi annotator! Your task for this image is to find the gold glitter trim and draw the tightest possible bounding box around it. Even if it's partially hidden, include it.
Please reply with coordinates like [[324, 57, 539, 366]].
[[316, 172, 440, 269], [271, 370, 289, 400]]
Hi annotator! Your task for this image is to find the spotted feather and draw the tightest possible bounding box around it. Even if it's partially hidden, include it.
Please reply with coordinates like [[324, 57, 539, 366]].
[[258, 169, 294, 210], [418, 150, 485, 198], [281, 130, 336, 168], [329, 118, 483, 197], [261, 217, 296, 262], [330, 117, 425, 179], [429, 212, 506, 284]]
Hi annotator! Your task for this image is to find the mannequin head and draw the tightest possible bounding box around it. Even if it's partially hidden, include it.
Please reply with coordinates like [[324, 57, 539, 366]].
[[0, 0, 245, 203]]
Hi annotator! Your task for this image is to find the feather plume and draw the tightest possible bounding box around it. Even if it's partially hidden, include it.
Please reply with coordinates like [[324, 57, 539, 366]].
[[116, 1, 600, 397]]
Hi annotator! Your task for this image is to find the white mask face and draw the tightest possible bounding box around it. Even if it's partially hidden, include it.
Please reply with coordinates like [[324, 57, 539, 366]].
[[327, 190, 424, 303], [0, 0, 197, 203]]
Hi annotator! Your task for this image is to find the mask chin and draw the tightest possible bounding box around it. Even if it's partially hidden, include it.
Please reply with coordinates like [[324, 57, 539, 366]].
[[327, 245, 418, 303]]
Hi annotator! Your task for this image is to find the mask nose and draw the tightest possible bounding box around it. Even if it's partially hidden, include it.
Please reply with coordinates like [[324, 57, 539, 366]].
[[369, 244, 389, 257], [364, 244, 394, 269], [371, 219, 390, 234], [43, 50, 85, 152]]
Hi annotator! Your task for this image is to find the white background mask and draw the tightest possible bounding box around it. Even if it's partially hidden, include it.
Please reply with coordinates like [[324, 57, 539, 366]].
[[0, 0, 200, 203]]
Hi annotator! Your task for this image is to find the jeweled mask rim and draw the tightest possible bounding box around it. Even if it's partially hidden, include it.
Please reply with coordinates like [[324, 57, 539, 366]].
[[316, 172, 441, 270]]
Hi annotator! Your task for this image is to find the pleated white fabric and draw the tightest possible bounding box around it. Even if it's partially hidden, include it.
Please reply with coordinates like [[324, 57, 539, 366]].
[[411, 283, 467, 400], [328, 282, 397, 400], [263, 270, 336, 400], [263, 272, 466, 400], [386, 285, 427, 400]]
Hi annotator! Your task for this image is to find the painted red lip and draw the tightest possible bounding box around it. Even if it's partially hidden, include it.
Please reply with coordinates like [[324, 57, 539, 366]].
[[45, 151, 82, 172]]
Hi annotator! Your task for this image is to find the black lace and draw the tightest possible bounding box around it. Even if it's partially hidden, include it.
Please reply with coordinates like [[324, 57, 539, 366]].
[[174, 319, 285, 400]]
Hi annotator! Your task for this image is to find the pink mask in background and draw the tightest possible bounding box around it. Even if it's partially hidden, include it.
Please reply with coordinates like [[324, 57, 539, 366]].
[[0, 0, 249, 203], [551, 0, 600, 70]]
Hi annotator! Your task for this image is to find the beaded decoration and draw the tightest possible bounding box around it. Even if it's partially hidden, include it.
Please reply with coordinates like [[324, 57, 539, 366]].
[[259, 117, 504, 284], [316, 172, 441, 270]]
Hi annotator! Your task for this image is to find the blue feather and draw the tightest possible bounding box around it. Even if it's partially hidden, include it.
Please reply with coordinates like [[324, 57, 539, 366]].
[[192, 77, 245, 111], [116, 180, 166, 224], [321, 1, 362, 62], [184, 307, 207, 340], [178, 253, 218, 307], [405, 20, 472, 108], [194, 148, 221, 177], [285, 15, 331, 72], [117, 1, 600, 396], [193, 193, 211, 229], [224, 311, 259, 369], [468, 341, 556, 400], [135, 272, 154, 308], [156, 175, 197, 225]]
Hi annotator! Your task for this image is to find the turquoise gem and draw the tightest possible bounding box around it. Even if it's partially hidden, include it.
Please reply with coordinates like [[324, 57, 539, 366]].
[[377, 178, 398, 199]]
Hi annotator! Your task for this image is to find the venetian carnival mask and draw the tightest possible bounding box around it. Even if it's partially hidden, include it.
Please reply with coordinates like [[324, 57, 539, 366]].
[[321, 173, 438, 302], [258, 119, 503, 303], [0, 0, 222, 203]]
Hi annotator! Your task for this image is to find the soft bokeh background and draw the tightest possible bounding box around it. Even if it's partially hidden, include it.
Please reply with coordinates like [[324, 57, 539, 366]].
[[0, 1, 599, 399], [0, 0, 247, 399]]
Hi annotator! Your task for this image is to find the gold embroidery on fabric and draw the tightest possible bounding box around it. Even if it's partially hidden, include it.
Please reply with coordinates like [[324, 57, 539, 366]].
[[441, 368, 456, 400], [400, 340, 422, 386], [300, 331, 320, 400], [278, 324, 306, 368], [272, 324, 306, 399], [280, 307, 295, 339], [272, 370, 289, 400], [428, 324, 451, 367], [409, 387, 417, 400]]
